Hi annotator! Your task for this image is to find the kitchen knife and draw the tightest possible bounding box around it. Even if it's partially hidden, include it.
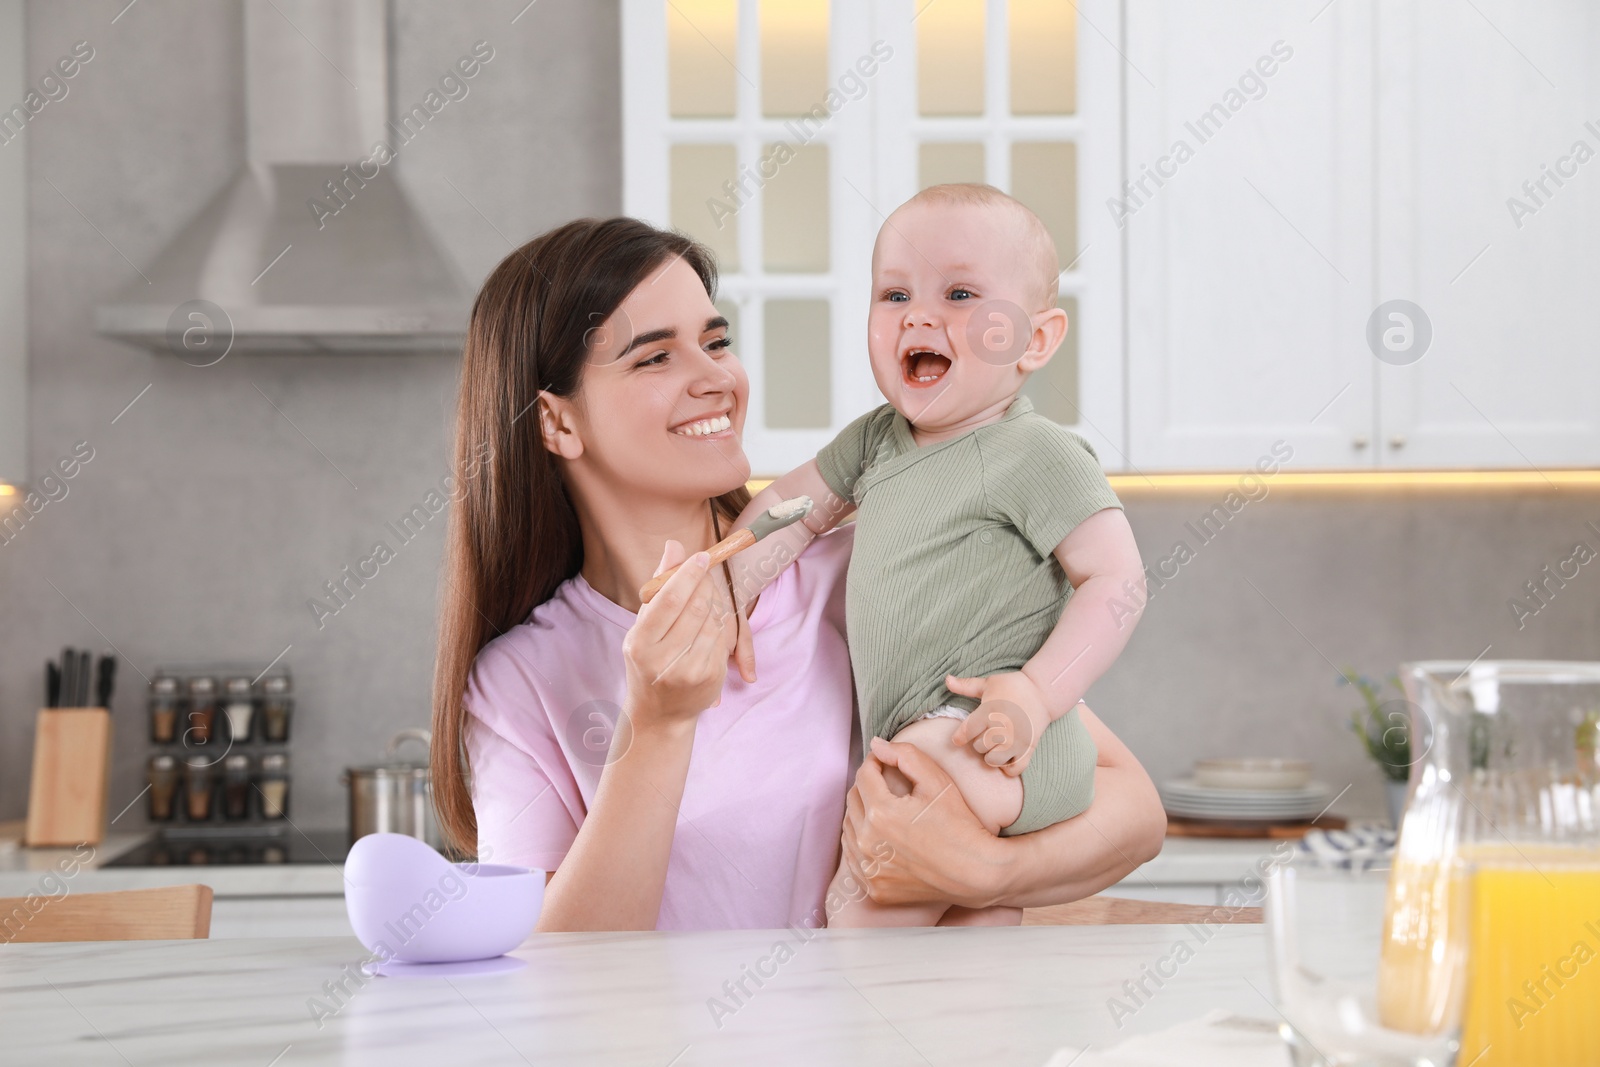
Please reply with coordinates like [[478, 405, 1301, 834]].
[[96, 655, 116, 709], [59, 648, 76, 709], [46, 661, 60, 707], [77, 650, 92, 707]]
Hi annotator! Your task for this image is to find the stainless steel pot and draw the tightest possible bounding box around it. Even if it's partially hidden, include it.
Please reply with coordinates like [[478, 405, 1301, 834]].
[[342, 728, 442, 850]]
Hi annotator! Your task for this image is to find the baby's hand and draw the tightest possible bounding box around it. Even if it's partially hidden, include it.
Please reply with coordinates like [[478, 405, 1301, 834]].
[[945, 672, 1054, 777]]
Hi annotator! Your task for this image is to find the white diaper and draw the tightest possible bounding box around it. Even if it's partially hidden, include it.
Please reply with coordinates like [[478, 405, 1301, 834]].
[[912, 704, 971, 723]]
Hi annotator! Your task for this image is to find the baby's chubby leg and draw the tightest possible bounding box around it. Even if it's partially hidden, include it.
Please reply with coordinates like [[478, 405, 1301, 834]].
[[890, 715, 1023, 836], [827, 715, 1025, 928]]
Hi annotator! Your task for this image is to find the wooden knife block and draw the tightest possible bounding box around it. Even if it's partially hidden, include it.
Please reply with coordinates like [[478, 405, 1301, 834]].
[[25, 708, 113, 847]]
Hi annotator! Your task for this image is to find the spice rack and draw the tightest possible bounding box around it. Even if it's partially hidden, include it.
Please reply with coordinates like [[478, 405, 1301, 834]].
[[145, 664, 294, 835]]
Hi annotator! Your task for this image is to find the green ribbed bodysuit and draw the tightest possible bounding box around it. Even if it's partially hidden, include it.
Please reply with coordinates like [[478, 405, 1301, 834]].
[[816, 396, 1123, 836]]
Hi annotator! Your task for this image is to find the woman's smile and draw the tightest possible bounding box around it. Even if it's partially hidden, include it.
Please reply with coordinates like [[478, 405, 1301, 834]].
[[671, 411, 735, 438]]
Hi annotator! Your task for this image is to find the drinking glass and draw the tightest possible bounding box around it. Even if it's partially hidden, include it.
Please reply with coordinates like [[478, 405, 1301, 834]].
[[1266, 862, 1469, 1066]]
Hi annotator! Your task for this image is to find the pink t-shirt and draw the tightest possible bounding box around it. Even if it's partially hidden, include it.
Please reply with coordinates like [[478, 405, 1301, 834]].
[[465, 526, 856, 930]]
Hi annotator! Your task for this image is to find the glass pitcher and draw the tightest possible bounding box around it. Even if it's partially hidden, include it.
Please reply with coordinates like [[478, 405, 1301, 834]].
[[1382, 660, 1600, 1067]]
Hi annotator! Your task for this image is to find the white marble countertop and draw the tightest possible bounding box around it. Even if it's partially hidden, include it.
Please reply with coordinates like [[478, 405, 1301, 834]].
[[0, 832, 1278, 902], [0, 924, 1296, 1066]]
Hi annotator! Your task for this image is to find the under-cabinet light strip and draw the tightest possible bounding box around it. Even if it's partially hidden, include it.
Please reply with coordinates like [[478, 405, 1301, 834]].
[[748, 470, 1600, 494]]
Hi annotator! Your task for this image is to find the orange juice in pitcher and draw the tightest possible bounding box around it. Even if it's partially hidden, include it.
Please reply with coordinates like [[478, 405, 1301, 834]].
[[1459, 850, 1600, 1067]]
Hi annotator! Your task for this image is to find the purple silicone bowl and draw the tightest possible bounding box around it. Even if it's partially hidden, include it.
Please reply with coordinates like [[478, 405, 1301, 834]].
[[343, 832, 543, 964]]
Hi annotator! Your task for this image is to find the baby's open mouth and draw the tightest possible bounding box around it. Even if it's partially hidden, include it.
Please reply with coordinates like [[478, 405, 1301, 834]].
[[902, 348, 952, 387]]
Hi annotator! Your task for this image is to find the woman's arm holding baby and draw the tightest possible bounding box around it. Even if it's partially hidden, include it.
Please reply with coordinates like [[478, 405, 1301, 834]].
[[949, 507, 1146, 773], [841, 705, 1165, 910]]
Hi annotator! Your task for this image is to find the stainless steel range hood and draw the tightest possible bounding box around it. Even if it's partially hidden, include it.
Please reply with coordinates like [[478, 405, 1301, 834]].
[[95, 0, 470, 354]]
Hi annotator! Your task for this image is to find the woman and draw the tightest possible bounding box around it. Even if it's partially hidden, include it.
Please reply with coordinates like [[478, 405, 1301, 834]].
[[432, 217, 1164, 931]]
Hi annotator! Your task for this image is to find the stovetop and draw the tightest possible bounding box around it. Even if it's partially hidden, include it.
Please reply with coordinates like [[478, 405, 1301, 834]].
[[103, 829, 350, 867]]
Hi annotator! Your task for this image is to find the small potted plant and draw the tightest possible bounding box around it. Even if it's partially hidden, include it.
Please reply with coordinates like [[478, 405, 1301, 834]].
[[1339, 669, 1411, 827], [1578, 709, 1599, 778]]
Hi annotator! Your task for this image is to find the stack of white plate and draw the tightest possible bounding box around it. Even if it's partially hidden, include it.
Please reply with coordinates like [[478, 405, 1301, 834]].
[[1160, 759, 1329, 822]]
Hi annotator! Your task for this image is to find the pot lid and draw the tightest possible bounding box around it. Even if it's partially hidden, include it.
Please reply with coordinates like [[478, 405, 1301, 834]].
[[346, 728, 431, 774]]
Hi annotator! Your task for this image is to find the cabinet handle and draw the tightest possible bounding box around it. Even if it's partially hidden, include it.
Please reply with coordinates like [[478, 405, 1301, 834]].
[[1389, 435, 1407, 449], [1352, 435, 1370, 449]]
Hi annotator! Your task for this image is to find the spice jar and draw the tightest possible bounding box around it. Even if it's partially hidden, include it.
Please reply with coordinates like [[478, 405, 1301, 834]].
[[259, 753, 290, 819], [183, 755, 216, 821], [259, 674, 293, 742], [147, 755, 180, 821], [185, 676, 218, 746], [149, 675, 180, 744], [221, 754, 252, 821], [223, 676, 255, 744]]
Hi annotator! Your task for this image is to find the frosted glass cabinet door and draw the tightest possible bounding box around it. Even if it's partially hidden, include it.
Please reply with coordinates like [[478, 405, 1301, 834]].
[[1124, 0, 1376, 470], [1375, 0, 1600, 469], [628, 0, 1123, 474]]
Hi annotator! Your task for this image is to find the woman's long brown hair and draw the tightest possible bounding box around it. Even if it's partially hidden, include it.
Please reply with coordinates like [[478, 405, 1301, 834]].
[[432, 218, 750, 855]]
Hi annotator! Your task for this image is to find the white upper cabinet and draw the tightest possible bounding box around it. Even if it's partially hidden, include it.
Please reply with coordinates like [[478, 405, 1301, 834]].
[[628, 1, 1600, 474], [1125, 0, 1376, 470], [1127, 0, 1600, 471], [1376, 0, 1600, 469]]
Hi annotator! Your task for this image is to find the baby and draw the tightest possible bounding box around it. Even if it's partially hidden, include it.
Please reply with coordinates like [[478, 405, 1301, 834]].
[[734, 183, 1146, 926]]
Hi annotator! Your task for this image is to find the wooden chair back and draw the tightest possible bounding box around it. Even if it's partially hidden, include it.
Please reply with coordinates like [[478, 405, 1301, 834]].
[[0, 884, 213, 943]]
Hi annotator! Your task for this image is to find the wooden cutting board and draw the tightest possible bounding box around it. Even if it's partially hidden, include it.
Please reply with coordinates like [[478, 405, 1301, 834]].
[[1165, 813, 1347, 839], [25, 708, 113, 846]]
